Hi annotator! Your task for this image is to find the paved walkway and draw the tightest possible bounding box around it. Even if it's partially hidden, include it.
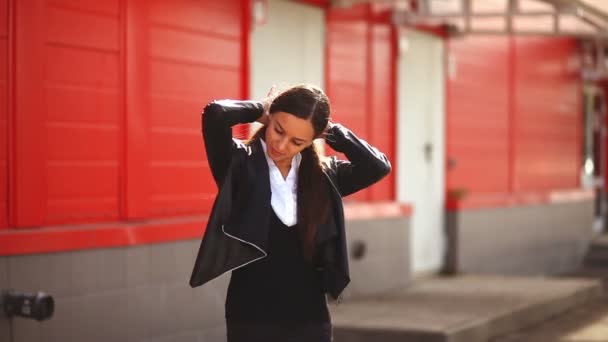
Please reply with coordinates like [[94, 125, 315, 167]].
[[492, 268, 608, 342], [330, 275, 602, 342]]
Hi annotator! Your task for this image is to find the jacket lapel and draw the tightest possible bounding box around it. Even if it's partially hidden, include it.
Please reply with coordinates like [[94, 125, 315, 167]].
[[223, 139, 272, 252]]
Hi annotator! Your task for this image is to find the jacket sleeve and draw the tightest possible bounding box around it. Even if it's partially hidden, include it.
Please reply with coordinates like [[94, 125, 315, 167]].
[[324, 123, 391, 197], [202, 99, 264, 187]]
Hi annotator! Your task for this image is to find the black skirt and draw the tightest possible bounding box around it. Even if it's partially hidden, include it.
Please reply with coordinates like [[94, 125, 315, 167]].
[[226, 320, 333, 342]]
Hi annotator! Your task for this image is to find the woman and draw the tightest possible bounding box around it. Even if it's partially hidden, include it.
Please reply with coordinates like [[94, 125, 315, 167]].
[[190, 85, 391, 342]]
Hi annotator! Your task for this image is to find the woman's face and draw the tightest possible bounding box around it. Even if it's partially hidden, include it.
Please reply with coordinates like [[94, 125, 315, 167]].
[[265, 111, 315, 164]]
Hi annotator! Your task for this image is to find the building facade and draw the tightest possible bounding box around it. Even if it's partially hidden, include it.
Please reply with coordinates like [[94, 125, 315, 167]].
[[0, 0, 596, 341]]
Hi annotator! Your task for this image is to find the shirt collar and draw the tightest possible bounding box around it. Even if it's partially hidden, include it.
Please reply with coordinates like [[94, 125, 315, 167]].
[[260, 138, 302, 172]]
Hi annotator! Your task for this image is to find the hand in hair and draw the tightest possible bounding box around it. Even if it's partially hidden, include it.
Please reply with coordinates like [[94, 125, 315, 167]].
[[320, 119, 334, 140], [256, 112, 270, 126], [258, 85, 279, 126]]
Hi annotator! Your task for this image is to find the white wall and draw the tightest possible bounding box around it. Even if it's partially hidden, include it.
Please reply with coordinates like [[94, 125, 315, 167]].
[[396, 29, 446, 275], [250, 0, 325, 100]]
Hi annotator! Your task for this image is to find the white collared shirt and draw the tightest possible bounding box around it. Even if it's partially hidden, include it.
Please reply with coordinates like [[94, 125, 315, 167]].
[[260, 139, 301, 227]]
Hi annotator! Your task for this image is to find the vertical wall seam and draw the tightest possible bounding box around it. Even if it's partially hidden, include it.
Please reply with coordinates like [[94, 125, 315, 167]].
[[119, 0, 127, 220], [6, 0, 14, 227], [508, 36, 516, 193], [366, 5, 373, 201]]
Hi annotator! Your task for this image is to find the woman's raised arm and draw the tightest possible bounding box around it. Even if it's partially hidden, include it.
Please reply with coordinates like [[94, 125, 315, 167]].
[[202, 100, 264, 186], [324, 123, 391, 197]]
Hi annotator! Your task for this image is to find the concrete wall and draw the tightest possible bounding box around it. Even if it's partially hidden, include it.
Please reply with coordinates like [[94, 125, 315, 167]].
[[342, 216, 411, 299], [0, 216, 409, 342], [446, 200, 594, 276], [0, 240, 228, 342]]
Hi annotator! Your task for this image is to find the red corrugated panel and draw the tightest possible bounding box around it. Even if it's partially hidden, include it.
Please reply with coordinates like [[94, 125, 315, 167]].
[[15, 0, 43, 227], [14, 0, 244, 227], [447, 36, 582, 201], [143, 0, 243, 218], [44, 2, 121, 225], [327, 4, 395, 202], [446, 36, 511, 194], [369, 23, 396, 201], [0, 0, 6, 229], [327, 7, 369, 201], [513, 37, 582, 191]]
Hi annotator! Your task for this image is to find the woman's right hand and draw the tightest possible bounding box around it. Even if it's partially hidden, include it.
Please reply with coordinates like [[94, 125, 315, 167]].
[[257, 85, 278, 125]]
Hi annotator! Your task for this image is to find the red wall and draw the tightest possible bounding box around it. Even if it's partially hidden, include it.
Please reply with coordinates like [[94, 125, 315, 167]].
[[16, 0, 123, 226], [0, 0, 6, 229], [447, 36, 582, 200], [2, 0, 402, 255], [326, 4, 396, 201], [12, 0, 246, 228], [513, 37, 582, 191], [447, 36, 511, 194], [126, 0, 245, 220]]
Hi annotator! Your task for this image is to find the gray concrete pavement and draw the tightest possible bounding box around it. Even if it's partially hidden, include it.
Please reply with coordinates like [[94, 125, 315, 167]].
[[491, 266, 608, 342], [330, 275, 602, 342]]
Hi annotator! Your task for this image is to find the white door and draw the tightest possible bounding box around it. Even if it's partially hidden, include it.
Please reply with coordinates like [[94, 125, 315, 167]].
[[397, 29, 446, 275], [250, 0, 325, 99]]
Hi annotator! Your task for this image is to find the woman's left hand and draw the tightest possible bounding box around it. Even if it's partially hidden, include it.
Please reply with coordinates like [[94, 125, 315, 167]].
[[321, 119, 334, 140]]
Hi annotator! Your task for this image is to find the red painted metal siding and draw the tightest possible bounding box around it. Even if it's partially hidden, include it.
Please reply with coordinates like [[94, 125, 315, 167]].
[[0, 0, 6, 229], [131, 0, 244, 219], [16, 0, 122, 226], [513, 37, 582, 191], [447, 36, 582, 199], [12, 0, 245, 227], [447, 36, 511, 194], [326, 4, 396, 201], [369, 24, 396, 201]]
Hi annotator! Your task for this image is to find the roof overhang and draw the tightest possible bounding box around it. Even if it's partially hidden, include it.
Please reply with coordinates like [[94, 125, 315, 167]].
[[330, 0, 608, 38], [329, 0, 608, 81]]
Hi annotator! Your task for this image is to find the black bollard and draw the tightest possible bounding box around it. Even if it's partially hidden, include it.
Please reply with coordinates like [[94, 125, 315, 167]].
[[2, 290, 54, 321]]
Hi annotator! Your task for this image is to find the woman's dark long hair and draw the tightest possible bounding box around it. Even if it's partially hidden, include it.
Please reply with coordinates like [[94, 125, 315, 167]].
[[249, 85, 331, 260]]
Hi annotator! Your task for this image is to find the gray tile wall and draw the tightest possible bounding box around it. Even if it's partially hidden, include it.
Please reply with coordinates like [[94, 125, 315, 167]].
[[342, 216, 411, 299], [0, 240, 229, 342], [0, 216, 409, 342], [448, 200, 594, 276], [1, 258, 10, 342]]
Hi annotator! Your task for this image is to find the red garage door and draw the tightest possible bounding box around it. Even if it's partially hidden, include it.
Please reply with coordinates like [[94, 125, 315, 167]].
[[13, 0, 246, 227], [126, 0, 246, 219], [16, 0, 123, 226]]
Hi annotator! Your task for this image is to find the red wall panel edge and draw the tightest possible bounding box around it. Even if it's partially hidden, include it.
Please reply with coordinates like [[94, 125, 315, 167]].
[[444, 38, 451, 197], [4, 0, 14, 229], [0, 201, 412, 256], [14, 0, 46, 227], [575, 52, 583, 188], [388, 23, 398, 201], [119, 0, 127, 219], [241, 0, 250, 100], [446, 188, 593, 211], [124, 0, 150, 219], [508, 36, 516, 193], [0, 217, 208, 256], [365, 5, 372, 202]]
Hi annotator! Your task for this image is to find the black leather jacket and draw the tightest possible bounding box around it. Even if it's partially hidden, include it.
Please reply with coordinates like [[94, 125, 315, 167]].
[[189, 100, 391, 299]]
